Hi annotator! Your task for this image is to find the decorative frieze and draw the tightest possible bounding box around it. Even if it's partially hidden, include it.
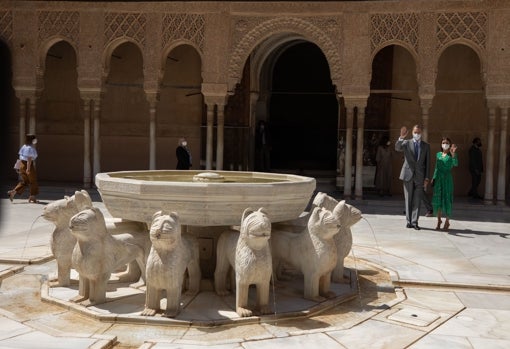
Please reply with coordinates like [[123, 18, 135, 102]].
[[38, 11, 79, 45], [0, 10, 12, 44], [229, 16, 341, 83], [162, 13, 205, 52], [104, 12, 146, 48], [436, 12, 487, 50], [370, 13, 419, 54]]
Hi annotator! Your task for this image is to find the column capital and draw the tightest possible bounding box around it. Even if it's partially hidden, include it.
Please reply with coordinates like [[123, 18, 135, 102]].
[[78, 88, 102, 102], [202, 82, 228, 106], [486, 96, 510, 109], [343, 96, 368, 110]]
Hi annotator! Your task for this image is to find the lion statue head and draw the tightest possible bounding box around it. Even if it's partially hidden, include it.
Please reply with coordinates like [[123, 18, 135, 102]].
[[150, 211, 181, 250], [308, 206, 340, 240], [69, 207, 107, 242], [43, 190, 93, 224], [332, 201, 362, 228], [240, 207, 271, 250]]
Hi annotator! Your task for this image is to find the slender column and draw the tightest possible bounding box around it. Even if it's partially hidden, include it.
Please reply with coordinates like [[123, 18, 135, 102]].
[[216, 104, 225, 170], [19, 98, 26, 147], [149, 103, 157, 170], [83, 99, 92, 188], [92, 99, 101, 178], [355, 107, 365, 199], [249, 91, 259, 171], [206, 104, 214, 170], [497, 107, 508, 204], [28, 98, 36, 134], [484, 107, 496, 202], [420, 99, 432, 142], [344, 107, 354, 197]]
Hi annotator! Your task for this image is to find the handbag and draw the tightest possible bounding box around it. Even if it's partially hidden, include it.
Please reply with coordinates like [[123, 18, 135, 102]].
[[13, 159, 22, 170]]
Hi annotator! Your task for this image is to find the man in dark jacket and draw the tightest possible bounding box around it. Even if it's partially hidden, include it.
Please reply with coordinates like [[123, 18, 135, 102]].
[[468, 137, 483, 199]]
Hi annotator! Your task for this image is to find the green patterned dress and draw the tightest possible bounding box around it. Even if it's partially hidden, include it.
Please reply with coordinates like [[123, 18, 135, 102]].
[[432, 152, 458, 216]]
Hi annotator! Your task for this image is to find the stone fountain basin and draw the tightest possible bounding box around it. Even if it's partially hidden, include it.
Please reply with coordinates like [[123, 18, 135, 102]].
[[95, 170, 316, 226]]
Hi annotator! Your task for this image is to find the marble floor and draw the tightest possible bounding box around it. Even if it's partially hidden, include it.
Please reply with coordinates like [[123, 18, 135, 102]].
[[1, 184, 509, 349]]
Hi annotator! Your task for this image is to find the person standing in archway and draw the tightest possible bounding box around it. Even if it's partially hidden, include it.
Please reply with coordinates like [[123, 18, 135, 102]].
[[468, 137, 483, 200], [255, 120, 272, 172], [176, 137, 192, 170]]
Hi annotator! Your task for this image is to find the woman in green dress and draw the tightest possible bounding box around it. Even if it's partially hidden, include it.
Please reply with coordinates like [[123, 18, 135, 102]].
[[431, 137, 458, 231]]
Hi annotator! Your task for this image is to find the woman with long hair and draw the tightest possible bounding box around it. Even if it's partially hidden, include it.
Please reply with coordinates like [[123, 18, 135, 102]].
[[431, 137, 458, 231]]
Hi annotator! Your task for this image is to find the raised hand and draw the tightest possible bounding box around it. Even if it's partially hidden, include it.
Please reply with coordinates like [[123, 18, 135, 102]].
[[450, 144, 457, 154], [400, 126, 408, 138]]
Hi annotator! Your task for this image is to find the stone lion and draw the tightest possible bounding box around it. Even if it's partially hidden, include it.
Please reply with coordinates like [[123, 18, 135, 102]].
[[69, 207, 150, 306], [214, 208, 272, 317], [271, 206, 339, 302], [42, 190, 93, 286], [142, 211, 201, 318]]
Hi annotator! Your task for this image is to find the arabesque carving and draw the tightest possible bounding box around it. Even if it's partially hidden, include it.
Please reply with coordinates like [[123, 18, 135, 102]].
[[38, 11, 79, 45], [370, 13, 418, 55], [436, 12, 487, 50], [229, 17, 341, 87], [0, 10, 12, 44], [104, 12, 146, 48], [162, 13, 204, 51], [215, 208, 272, 317]]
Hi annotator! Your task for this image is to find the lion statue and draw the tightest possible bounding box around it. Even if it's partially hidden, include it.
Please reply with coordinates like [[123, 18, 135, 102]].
[[42, 190, 93, 286], [69, 207, 150, 306], [141, 211, 201, 318], [42, 190, 149, 287], [273, 192, 362, 284], [271, 206, 340, 302], [214, 208, 272, 317]]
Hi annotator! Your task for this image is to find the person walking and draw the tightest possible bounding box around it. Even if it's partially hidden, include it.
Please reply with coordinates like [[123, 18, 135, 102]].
[[176, 137, 192, 170], [431, 137, 458, 231], [468, 137, 483, 199], [8, 134, 39, 203], [395, 125, 430, 230]]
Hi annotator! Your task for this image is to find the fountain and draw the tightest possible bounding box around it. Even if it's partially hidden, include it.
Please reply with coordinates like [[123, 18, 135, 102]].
[[95, 170, 316, 226], [42, 170, 363, 325]]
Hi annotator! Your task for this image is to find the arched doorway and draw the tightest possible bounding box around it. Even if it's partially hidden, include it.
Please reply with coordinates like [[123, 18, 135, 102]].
[[268, 41, 338, 173], [157, 44, 203, 170], [368, 44, 420, 194], [432, 43, 486, 195], [38, 40, 82, 181], [0, 39, 15, 181], [102, 42, 149, 171]]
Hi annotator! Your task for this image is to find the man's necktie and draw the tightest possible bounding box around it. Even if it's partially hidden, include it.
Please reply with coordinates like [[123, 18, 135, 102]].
[[415, 142, 419, 161]]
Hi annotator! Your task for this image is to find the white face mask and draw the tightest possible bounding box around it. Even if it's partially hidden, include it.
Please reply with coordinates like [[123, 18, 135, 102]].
[[181, 141, 187, 147], [386, 141, 391, 146], [32, 139, 38, 145], [412, 133, 421, 141], [442, 143, 450, 150]]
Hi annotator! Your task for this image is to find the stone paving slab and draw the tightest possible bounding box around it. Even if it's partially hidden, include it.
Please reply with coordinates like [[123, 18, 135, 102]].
[[0, 184, 509, 349]]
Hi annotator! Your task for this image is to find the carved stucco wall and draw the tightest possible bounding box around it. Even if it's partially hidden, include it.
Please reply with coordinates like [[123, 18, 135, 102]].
[[0, 10, 12, 45], [228, 16, 342, 91]]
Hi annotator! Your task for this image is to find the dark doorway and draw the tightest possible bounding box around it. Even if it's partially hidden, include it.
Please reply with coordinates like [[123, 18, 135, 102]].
[[0, 40, 13, 182], [269, 42, 337, 172]]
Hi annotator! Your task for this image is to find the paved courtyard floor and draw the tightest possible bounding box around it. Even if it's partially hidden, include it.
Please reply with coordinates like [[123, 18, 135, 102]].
[[1, 183, 509, 349]]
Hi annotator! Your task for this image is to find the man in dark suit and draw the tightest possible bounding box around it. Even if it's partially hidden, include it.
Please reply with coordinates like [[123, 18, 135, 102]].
[[395, 124, 430, 230], [468, 137, 483, 199]]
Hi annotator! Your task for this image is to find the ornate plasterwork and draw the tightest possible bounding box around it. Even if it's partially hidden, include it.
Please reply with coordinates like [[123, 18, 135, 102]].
[[162, 13, 205, 52], [370, 13, 419, 55], [105, 12, 146, 48], [0, 10, 12, 44], [229, 16, 342, 86], [38, 11, 79, 45], [436, 12, 487, 50]]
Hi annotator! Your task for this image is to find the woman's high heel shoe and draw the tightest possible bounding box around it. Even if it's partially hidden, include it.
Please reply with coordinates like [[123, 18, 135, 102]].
[[443, 220, 450, 231], [7, 190, 15, 202], [28, 196, 38, 203], [435, 219, 442, 230]]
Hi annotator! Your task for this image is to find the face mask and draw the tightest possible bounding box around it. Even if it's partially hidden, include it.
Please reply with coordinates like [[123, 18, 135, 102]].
[[182, 141, 187, 147], [32, 139, 38, 145], [442, 143, 450, 150], [386, 141, 391, 146], [412, 133, 421, 141]]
